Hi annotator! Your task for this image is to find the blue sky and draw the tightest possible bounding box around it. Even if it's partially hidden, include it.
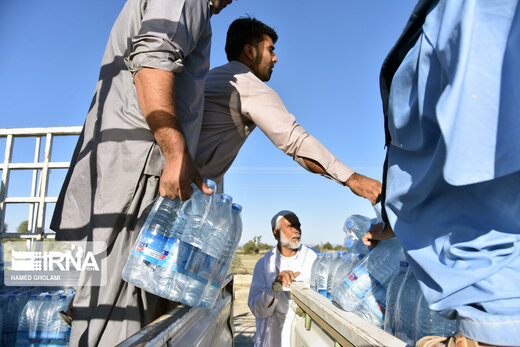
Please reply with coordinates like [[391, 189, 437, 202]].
[[1, 0, 417, 245]]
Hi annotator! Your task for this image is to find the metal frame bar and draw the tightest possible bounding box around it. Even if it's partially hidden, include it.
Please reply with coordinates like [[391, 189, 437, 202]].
[[0, 126, 81, 237]]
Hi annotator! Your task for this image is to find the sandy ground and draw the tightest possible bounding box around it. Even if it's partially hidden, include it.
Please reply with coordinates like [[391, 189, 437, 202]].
[[232, 253, 265, 347]]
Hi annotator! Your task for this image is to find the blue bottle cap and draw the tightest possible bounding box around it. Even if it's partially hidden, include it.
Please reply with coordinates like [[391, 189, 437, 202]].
[[337, 251, 346, 256], [204, 179, 217, 190], [232, 203, 242, 211], [399, 261, 409, 268], [220, 193, 232, 202]]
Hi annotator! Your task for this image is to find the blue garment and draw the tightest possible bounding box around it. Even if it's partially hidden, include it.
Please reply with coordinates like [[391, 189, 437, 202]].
[[381, 0, 520, 345]]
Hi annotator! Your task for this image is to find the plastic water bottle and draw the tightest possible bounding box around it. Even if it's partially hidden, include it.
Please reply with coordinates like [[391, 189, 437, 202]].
[[46, 294, 71, 345], [355, 284, 387, 328], [343, 215, 374, 255], [17, 294, 46, 345], [333, 237, 405, 311], [326, 251, 346, 299], [316, 253, 336, 297], [122, 195, 184, 289], [394, 265, 420, 344], [310, 254, 324, 291], [384, 261, 408, 334], [415, 292, 456, 341], [36, 294, 54, 343], [327, 251, 363, 299], [330, 253, 363, 295], [181, 194, 233, 306], [166, 181, 218, 298], [200, 202, 243, 308]]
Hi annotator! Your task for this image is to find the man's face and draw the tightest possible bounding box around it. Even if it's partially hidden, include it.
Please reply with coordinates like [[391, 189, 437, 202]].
[[251, 34, 278, 82], [277, 214, 301, 250]]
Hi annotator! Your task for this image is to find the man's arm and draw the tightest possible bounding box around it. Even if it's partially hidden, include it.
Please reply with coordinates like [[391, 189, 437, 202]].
[[242, 84, 381, 205], [303, 157, 381, 205], [248, 259, 281, 318], [135, 68, 211, 200]]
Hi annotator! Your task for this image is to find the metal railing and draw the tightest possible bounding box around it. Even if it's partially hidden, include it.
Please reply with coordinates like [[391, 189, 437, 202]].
[[0, 126, 82, 237]]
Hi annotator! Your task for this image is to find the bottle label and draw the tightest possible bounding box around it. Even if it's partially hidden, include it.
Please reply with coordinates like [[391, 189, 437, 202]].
[[343, 265, 374, 298], [132, 228, 173, 266]]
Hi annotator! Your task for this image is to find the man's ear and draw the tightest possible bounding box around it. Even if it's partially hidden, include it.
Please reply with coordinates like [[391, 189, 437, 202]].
[[243, 43, 256, 62], [272, 228, 279, 240]]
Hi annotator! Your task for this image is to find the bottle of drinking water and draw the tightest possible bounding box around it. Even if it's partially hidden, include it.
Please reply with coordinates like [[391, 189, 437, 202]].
[[152, 180, 217, 301], [316, 253, 336, 297], [46, 294, 70, 345], [332, 237, 405, 311], [37, 294, 55, 343], [169, 181, 218, 298], [415, 291, 456, 341], [122, 195, 184, 290], [200, 202, 243, 308], [343, 215, 375, 255], [355, 284, 387, 328], [394, 265, 420, 344], [310, 254, 324, 292], [384, 261, 408, 334], [181, 193, 233, 306], [18, 293, 46, 345], [326, 251, 346, 299], [330, 253, 364, 295]]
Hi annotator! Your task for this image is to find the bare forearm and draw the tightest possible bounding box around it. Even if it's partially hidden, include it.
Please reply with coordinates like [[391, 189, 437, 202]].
[[135, 67, 187, 160]]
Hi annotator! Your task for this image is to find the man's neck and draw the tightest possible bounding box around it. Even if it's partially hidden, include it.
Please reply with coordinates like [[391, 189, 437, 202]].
[[278, 244, 298, 257]]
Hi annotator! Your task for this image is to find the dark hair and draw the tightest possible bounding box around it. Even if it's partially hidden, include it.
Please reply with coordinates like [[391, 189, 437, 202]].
[[225, 17, 278, 62]]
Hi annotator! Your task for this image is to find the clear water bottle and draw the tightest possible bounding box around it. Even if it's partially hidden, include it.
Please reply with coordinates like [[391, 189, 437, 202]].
[[394, 265, 420, 344], [415, 292, 456, 341], [317, 253, 336, 297], [200, 202, 243, 308], [330, 253, 363, 295], [310, 254, 324, 292], [343, 215, 374, 255], [181, 194, 233, 306], [384, 261, 408, 334], [333, 237, 405, 311], [355, 284, 387, 328], [37, 294, 54, 343], [122, 195, 184, 289], [166, 181, 218, 298], [326, 251, 346, 299], [17, 294, 46, 345]]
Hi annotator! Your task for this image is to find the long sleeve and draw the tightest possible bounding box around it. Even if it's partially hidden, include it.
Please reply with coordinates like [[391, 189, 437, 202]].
[[248, 258, 281, 319], [125, 0, 211, 76], [241, 81, 355, 184]]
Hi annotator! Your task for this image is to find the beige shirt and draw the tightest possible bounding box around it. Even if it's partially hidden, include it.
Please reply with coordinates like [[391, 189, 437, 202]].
[[195, 61, 355, 184]]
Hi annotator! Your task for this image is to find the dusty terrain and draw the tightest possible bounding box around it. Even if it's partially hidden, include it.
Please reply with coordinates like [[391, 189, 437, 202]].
[[232, 253, 264, 347]]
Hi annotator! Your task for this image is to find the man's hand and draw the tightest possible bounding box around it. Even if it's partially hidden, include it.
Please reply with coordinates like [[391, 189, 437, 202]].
[[159, 149, 213, 200], [345, 173, 382, 205], [275, 270, 301, 288], [362, 222, 395, 247]]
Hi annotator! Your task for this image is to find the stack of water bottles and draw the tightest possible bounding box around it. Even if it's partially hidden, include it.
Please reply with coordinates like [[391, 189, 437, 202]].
[[0, 286, 75, 346], [122, 179, 243, 309], [385, 261, 456, 344], [309, 211, 456, 342]]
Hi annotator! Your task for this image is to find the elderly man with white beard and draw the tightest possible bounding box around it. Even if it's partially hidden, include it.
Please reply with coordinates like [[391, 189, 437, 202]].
[[248, 210, 317, 347]]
